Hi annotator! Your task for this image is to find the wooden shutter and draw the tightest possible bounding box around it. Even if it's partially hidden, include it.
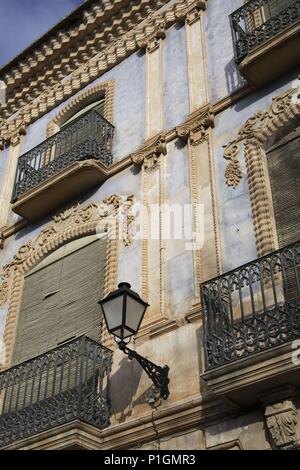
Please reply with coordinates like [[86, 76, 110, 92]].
[[13, 236, 107, 365], [267, 130, 300, 300], [267, 131, 300, 248]]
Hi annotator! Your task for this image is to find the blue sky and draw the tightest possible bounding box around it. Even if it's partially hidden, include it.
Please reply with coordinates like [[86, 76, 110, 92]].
[[0, 0, 86, 68]]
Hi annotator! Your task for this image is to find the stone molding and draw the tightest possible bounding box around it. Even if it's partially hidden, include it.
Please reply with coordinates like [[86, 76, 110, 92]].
[[46, 80, 115, 137], [0, 0, 206, 146], [0, 0, 167, 118], [176, 104, 214, 145], [264, 400, 298, 449], [131, 132, 167, 171], [176, 0, 206, 25], [224, 87, 300, 189], [2, 393, 233, 450], [137, 22, 166, 53], [0, 195, 135, 369], [223, 84, 300, 256]]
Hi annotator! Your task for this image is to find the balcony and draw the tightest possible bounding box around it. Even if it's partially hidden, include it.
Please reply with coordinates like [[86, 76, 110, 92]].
[[0, 336, 112, 448], [11, 109, 114, 221], [230, 0, 300, 86], [201, 241, 300, 406]]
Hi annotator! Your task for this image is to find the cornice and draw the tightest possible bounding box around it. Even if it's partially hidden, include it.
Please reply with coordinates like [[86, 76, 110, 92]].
[[1, 0, 168, 119], [0, 0, 205, 146]]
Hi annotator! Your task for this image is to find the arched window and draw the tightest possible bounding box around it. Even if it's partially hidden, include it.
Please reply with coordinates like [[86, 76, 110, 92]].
[[13, 234, 107, 365], [60, 98, 106, 129]]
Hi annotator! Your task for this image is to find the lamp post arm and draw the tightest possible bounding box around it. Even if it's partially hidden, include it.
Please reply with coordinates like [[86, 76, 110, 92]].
[[119, 343, 170, 400]]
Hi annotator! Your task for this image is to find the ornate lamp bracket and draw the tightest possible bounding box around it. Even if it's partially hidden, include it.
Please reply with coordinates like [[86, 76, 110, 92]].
[[118, 342, 170, 400]]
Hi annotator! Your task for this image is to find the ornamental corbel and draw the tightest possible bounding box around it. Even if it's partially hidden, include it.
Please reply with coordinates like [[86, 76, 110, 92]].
[[137, 22, 166, 53], [176, 105, 214, 146], [265, 400, 298, 449], [175, 0, 206, 25], [131, 133, 167, 171], [8, 121, 27, 147]]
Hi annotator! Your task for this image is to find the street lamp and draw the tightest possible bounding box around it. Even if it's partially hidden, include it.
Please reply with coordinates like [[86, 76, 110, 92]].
[[98, 282, 170, 400]]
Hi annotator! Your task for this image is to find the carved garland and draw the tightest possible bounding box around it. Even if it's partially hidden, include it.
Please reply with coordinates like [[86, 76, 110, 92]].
[[0, 0, 207, 149], [0, 194, 135, 368], [223, 85, 300, 256], [46, 80, 115, 137]]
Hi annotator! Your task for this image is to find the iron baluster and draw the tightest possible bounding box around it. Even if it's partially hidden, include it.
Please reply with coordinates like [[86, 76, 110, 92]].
[[201, 240, 300, 370]]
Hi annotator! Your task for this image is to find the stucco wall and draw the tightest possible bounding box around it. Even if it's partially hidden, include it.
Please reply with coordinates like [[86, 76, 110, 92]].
[[205, 0, 245, 103]]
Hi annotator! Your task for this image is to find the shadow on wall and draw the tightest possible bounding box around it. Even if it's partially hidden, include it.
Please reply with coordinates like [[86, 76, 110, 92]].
[[109, 355, 144, 423], [225, 56, 247, 96]]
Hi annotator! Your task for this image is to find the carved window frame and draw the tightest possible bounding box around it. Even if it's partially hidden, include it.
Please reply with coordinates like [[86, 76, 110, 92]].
[[46, 80, 115, 138], [0, 194, 135, 370], [223, 85, 300, 257]]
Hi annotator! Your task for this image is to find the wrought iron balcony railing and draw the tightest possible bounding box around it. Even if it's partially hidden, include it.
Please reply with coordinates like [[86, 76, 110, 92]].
[[230, 0, 300, 64], [201, 241, 300, 370], [12, 108, 114, 202], [0, 336, 112, 448]]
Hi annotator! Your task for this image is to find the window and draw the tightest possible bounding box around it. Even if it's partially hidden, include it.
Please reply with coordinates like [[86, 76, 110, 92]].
[[267, 127, 300, 299], [60, 98, 106, 128], [13, 235, 107, 365]]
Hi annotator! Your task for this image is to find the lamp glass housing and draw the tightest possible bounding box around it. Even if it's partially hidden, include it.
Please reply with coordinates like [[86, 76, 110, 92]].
[[99, 283, 149, 342]]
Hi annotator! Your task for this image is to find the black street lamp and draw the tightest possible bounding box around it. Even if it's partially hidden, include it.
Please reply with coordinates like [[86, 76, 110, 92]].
[[98, 282, 170, 400]]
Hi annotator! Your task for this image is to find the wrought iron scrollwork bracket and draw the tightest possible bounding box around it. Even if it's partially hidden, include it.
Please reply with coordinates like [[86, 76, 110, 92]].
[[118, 342, 170, 400]]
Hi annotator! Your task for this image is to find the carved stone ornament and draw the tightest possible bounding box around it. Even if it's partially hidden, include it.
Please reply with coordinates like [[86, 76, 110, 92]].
[[137, 21, 166, 53], [265, 400, 298, 449], [176, 105, 214, 146], [0, 0, 203, 145], [0, 195, 135, 309], [131, 133, 167, 171], [176, 0, 206, 25], [223, 86, 300, 189]]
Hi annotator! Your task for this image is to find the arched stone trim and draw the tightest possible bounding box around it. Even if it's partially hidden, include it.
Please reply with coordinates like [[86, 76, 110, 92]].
[[46, 80, 115, 137], [0, 194, 135, 369], [223, 84, 300, 256]]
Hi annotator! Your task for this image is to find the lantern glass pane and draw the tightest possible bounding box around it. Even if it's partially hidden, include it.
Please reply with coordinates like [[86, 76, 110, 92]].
[[102, 295, 124, 332], [125, 295, 147, 333]]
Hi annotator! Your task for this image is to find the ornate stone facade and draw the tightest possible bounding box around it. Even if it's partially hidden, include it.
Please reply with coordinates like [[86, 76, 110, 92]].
[[0, 0, 300, 452]]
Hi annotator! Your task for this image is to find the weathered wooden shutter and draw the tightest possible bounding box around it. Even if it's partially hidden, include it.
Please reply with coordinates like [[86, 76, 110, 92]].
[[267, 131, 300, 248], [13, 236, 107, 365], [267, 130, 300, 300]]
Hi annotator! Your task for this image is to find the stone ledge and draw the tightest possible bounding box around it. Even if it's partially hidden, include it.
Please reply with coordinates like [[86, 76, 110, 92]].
[[202, 341, 300, 407]]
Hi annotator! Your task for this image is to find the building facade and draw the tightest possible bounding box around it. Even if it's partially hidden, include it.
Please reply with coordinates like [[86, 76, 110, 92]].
[[0, 0, 299, 450]]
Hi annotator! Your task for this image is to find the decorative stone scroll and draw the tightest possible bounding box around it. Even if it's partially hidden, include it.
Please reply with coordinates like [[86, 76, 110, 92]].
[[223, 84, 300, 256], [176, 104, 214, 145], [0, 195, 135, 367], [265, 400, 298, 449], [224, 87, 300, 189], [131, 133, 167, 171], [0, 0, 206, 146]]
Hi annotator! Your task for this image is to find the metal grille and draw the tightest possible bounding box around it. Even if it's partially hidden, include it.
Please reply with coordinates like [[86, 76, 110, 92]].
[[201, 241, 300, 370], [0, 336, 112, 447], [12, 108, 114, 202], [230, 0, 300, 64]]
